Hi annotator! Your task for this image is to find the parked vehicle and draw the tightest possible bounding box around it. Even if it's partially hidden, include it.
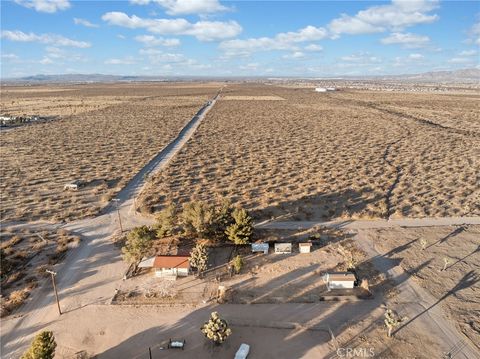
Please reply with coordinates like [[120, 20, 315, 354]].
[[234, 343, 250, 359], [168, 338, 185, 350]]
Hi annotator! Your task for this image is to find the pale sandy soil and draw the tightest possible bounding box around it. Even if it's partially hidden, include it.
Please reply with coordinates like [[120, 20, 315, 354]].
[[0, 83, 218, 223], [140, 84, 479, 221], [0, 227, 80, 317], [363, 225, 480, 350]]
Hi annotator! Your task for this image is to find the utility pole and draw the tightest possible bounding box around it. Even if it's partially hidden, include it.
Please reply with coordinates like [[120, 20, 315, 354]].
[[112, 199, 123, 232], [46, 269, 61, 315], [149, 347, 152, 359]]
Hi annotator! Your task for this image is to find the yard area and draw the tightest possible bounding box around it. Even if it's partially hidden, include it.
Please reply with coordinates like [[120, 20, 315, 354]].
[[113, 227, 375, 306]]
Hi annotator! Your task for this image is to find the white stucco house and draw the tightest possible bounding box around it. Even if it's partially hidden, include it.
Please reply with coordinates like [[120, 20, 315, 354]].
[[322, 272, 356, 290]]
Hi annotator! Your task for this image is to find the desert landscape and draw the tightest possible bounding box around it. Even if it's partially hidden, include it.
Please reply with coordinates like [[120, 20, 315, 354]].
[[139, 84, 480, 221], [1, 81, 479, 359], [0, 83, 219, 223], [362, 225, 480, 349]]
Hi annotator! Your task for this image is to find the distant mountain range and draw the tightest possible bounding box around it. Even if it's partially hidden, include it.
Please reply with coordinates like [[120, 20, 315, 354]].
[[373, 68, 480, 83], [2, 68, 479, 84]]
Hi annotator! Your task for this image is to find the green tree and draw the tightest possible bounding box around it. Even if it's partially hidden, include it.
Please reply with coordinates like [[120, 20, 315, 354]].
[[212, 199, 234, 239], [154, 204, 177, 238], [121, 226, 155, 263], [21, 331, 56, 359], [180, 201, 215, 237], [201, 312, 232, 345], [225, 208, 253, 245], [231, 255, 244, 274], [189, 242, 208, 274]]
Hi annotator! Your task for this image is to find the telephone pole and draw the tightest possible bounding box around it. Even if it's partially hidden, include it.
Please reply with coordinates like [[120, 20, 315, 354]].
[[46, 269, 61, 315], [112, 199, 123, 232]]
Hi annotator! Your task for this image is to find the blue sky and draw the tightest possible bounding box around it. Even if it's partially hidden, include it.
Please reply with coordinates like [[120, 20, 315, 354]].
[[1, 0, 479, 78]]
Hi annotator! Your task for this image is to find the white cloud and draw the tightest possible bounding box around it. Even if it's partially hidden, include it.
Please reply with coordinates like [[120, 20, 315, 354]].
[[1, 53, 19, 60], [304, 44, 323, 52], [408, 53, 424, 60], [219, 25, 327, 55], [467, 21, 480, 45], [340, 53, 381, 63], [102, 12, 241, 41], [447, 57, 473, 64], [14, 0, 70, 13], [135, 34, 180, 46], [1, 30, 91, 48], [239, 63, 259, 71], [39, 57, 54, 65], [381, 32, 430, 48], [130, 0, 230, 15], [104, 57, 135, 65], [459, 49, 477, 56], [74, 18, 99, 28], [283, 51, 305, 59], [328, 0, 439, 36]]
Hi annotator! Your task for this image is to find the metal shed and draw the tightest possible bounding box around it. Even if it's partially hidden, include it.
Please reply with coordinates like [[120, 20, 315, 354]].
[[252, 243, 269, 254], [274, 243, 292, 254], [299, 242, 312, 253]]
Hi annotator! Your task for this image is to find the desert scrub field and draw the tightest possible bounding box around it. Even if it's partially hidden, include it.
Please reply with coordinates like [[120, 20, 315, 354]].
[[0, 83, 219, 222], [365, 225, 480, 350], [139, 84, 479, 220], [0, 227, 80, 317]]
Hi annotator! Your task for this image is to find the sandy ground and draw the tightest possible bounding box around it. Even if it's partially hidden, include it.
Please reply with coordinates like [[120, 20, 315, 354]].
[[362, 225, 480, 350], [140, 84, 479, 221], [0, 83, 219, 223]]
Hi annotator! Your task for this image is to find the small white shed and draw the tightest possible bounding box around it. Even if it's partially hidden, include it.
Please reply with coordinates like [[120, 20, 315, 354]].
[[323, 272, 356, 290], [274, 243, 292, 254], [299, 243, 312, 253], [315, 87, 327, 92], [252, 243, 269, 254]]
